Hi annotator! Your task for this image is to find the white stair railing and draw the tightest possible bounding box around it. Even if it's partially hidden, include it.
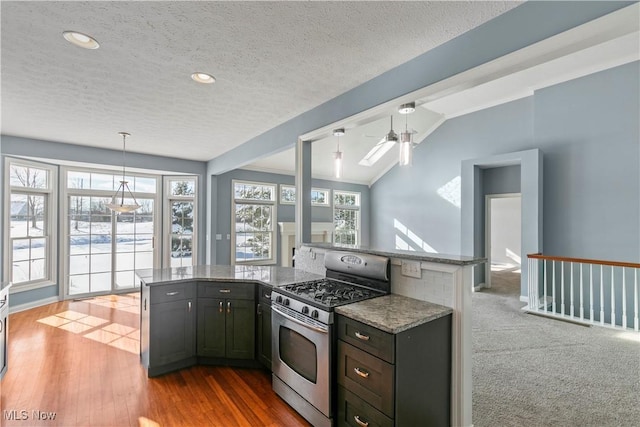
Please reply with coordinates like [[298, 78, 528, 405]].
[[527, 254, 640, 331]]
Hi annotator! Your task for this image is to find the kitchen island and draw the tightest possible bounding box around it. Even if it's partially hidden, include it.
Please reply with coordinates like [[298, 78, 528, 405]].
[[136, 265, 324, 376], [296, 243, 484, 427]]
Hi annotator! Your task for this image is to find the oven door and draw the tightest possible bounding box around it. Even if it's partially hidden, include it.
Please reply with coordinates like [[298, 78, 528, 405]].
[[271, 305, 331, 417]]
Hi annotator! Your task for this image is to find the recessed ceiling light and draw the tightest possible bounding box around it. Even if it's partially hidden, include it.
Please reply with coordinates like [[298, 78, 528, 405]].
[[191, 72, 216, 84], [398, 102, 416, 114], [63, 31, 100, 49]]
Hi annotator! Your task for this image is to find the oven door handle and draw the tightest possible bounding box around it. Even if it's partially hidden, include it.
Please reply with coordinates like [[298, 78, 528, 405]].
[[272, 305, 328, 334]]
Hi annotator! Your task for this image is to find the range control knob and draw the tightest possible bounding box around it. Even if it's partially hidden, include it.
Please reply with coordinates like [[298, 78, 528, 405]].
[[311, 310, 319, 319], [275, 295, 283, 304], [302, 306, 310, 315], [284, 298, 290, 307]]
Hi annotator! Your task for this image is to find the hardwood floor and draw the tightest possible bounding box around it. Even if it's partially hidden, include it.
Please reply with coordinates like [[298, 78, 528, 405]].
[[1, 293, 310, 427]]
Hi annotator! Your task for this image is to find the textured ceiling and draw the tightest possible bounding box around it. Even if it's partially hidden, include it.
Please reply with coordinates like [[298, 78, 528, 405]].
[[1, 1, 521, 161]]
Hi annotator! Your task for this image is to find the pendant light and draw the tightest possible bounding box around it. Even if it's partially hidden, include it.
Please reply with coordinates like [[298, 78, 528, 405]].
[[333, 128, 345, 179], [107, 132, 140, 213], [398, 102, 415, 167]]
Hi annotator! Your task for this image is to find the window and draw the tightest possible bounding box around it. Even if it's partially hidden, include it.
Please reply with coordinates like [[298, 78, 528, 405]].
[[279, 185, 330, 207], [233, 181, 276, 264], [4, 158, 57, 290], [280, 185, 296, 205], [333, 190, 360, 245], [64, 168, 158, 296], [165, 177, 197, 268]]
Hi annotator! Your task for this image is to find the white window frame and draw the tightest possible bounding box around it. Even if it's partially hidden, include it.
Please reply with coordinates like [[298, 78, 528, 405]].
[[333, 190, 361, 246], [3, 157, 58, 292], [163, 176, 198, 268], [280, 184, 296, 205], [60, 166, 160, 298], [311, 188, 331, 207], [279, 185, 331, 207], [232, 180, 277, 265]]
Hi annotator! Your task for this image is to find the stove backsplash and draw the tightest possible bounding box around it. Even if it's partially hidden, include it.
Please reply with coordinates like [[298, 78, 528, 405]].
[[295, 246, 326, 276]]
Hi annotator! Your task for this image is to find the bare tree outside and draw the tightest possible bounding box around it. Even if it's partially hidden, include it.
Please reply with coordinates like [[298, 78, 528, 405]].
[[10, 165, 46, 229]]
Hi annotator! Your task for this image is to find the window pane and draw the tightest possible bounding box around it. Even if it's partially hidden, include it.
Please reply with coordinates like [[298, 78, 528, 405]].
[[30, 259, 46, 281], [116, 271, 135, 289], [91, 173, 115, 191], [116, 252, 135, 271], [135, 177, 157, 193], [12, 261, 30, 283], [281, 186, 296, 203], [91, 235, 112, 253], [116, 235, 135, 254], [12, 239, 30, 261], [68, 171, 90, 189], [90, 197, 111, 216], [170, 180, 195, 196], [91, 273, 111, 292], [70, 236, 90, 254], [234, 182, 275, 201], [69, 274, 90, 294], [31, 238, 46, 259], [10, 165, 48, 189], [10, 194, 28, 238], [91, 254, 111, 273], [136, 251, 154, 270], [135, 234, 154, 251], [171, 201, 194, 234], [69, 255, 90, 275]]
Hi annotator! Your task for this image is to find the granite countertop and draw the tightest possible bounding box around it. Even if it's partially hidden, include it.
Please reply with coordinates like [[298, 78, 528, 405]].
[[335, 294, 453, 334], [135, 265, 324, 288], [300, 243, 485, 266]]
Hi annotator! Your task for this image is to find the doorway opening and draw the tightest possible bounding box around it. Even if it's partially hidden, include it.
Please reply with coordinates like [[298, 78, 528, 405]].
[[485, 194, 521, 298]]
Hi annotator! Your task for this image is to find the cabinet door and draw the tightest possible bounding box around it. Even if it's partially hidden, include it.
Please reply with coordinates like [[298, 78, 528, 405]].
[[197, 298, 226, 358], [225, 299, 255, 360], [149, 299, 195, 367], [256, 302, 272, 369]]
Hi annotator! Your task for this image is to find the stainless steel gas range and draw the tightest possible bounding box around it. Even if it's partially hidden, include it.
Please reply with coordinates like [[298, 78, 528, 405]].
[[271, 251, 390, 427]]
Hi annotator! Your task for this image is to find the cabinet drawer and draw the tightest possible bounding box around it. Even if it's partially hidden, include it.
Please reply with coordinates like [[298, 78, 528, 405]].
[[198, 282, 254, 300], [337, 316, 395, 363], [150, 282, 195, 304], [337, 341, 395, 418], [337, 386, 393, 427]]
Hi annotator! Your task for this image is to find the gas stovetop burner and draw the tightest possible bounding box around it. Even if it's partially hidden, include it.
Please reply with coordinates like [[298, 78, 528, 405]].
[[280, 278, 382, 308]]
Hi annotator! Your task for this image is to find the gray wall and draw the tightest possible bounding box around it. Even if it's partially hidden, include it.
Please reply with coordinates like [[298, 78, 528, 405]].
[[370, 62, 640, 269], [213, 169, 370, 265], [1, 135, 208, 308]]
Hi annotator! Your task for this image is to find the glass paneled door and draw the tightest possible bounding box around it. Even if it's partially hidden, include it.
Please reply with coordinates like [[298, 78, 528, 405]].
[[66, 170, 158, 297]]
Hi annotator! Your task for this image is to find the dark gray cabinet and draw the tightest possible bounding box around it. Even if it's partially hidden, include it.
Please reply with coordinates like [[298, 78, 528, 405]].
[[256, 284, 272, 369], [141, 281, 196, 377], [0, 289, 8, 380], [196, 282, 255, 360], [336, 314, 452, 427]]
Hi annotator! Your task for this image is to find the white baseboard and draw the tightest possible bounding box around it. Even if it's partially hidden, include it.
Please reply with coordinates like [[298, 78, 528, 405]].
[[9, 296, 60, 314], [520, 295, 529, 303], [473, 282, 486, 292]]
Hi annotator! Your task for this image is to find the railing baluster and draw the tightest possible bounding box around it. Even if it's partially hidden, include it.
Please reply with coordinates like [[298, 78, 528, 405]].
[[543, 259, 548, 312], [611, 267, 615, 327], [579, 263, 584, 321], [561, 262, 565, 316], [634, 268, 638, 332], [589, 264, 593, 324], [570, 262, 574, 318], [621, 267, 627, 329], [600, 265, 604, 326], [552, 261, 557, 314]]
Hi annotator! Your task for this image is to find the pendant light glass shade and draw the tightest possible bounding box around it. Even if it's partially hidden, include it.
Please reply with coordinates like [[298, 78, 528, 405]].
[[107, 132, 141, 213], [333, 128, 345, 179], [399, 131, 413, 167]]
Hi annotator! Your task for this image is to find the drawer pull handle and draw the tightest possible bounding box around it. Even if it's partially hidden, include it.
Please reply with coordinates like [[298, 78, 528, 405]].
[[219, 301, 223, 313], [166, 291, 180, 296], [188, 301, 192, 312], [265, 292, 271, 299], [219, 289, 231, 293], [227, 301, 231, 314], [353, 367, 370, 379], [353, 415, 369, 427], [354, 331, 370, 341]]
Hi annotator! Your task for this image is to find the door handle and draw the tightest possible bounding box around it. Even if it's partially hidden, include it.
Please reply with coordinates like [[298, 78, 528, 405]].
[[219, 301, 223, 313], [353, 367, 370, 379], [144, 298, 147, 311], [227, 301, 231, 314], [188, 301, 192, 312], [257, 303, 262, 315]]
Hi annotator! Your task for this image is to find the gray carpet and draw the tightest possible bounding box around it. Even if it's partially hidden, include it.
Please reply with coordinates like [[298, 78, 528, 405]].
[[472, 271, 640, 427]]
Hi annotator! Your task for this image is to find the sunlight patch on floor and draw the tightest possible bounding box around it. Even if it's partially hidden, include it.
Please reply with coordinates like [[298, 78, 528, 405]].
[[36, 294, 140, 354]]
